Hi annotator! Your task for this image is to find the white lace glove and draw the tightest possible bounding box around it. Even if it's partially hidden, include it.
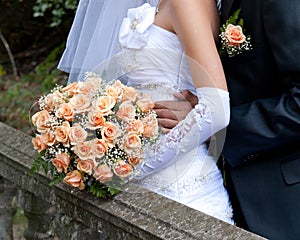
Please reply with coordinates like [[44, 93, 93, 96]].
[[134, 87, 230, 180]]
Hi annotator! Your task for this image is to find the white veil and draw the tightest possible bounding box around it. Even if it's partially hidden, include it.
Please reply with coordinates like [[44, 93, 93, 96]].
[[58, 0, 159, 84]]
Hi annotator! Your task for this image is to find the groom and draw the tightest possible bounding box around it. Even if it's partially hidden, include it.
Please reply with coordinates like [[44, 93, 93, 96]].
[[155, 0, 300, 239]]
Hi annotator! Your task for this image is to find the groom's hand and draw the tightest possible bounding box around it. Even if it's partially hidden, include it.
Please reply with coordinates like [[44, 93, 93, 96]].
[[154, 90, 198, 132]]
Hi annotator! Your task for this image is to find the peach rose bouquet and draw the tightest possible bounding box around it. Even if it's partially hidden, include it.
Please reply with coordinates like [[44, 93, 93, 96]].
[[30, 72, 159, 198], [219, 9, 252, 57]]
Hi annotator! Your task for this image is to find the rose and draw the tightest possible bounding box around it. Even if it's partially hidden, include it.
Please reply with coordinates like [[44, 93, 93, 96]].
[[128, 157, 142, 166], [122, 133, 142, 155], [31, 110, 44, 126], [106, 85, 122, 100], [44, 91, 64, 111], [55, 103, 74, 121], [116, 101, 136, 122], [54, 121, 70, 146], [69, 123, 88, 145], [76, 159, 95, 175], [113, 160, 133, 178], [42, 131, 56, 146], [61, 82, 78, 97], [92, 139, 108, 159], [126, 119, 144, 135], [52, 90, 65, 98], [92, 95, 116, 115], [111, 79, 124, 89], [101, 122, 121, 146], [31, 109, 52, 133], [136, 93, 154, 112], [32, 134, 47, 152], [87, 111, 105, 130], [77, 77, 102, 94], [52, 153, 71, 173], [225, 24, 246, 46], [122, 86, 140, 102], [142, 113, 159, 138], [93, 164, 114, 183], [69, 93, 91, 113], [73, 141, 95, 160], [63, 170, 85, 190]]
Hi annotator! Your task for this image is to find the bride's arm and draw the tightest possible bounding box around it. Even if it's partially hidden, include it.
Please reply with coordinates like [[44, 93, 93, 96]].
[[153, 0, 227, 129], [169, 0, 226, 90], [135, 0, 229, 179], [135, 87, 229, 179]]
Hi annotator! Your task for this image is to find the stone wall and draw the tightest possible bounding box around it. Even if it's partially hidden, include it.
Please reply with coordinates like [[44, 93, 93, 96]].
[[0, 122, 265, 239]]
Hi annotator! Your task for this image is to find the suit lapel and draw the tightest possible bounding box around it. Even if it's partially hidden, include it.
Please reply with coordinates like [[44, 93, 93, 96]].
[[221, 0, 234, 22]]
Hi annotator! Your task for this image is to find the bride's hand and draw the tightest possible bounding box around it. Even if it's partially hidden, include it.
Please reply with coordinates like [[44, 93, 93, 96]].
[[154, 90, 198, 132]]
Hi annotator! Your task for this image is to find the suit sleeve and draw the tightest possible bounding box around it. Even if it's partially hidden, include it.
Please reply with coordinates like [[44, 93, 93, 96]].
[[223, 0, 300, 167]]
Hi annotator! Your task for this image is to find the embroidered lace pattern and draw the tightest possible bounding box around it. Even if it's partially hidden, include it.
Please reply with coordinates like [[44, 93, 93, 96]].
[[130, 83, 176, 98], [164, 97, 212, 153], [137, 167, 234, 223], [139, 172, 216, 199]]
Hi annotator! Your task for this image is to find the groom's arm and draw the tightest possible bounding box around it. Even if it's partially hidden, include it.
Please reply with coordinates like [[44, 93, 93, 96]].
[[223, 0, 300, 167]]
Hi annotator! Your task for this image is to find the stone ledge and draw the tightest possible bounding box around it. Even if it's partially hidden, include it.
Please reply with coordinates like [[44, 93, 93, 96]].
[[0, 122, 265, 239]]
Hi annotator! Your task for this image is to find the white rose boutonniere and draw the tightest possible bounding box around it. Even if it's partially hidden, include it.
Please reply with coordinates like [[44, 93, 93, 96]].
[[219, 9, 252, 57]]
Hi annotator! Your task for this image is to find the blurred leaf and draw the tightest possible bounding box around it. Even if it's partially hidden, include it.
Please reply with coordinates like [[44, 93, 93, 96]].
[[33, 0, 78, 27], [0, 65, 6, 77]]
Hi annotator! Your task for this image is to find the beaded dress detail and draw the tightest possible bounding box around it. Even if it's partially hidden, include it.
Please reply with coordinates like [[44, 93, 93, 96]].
[[117, 3, 233, 224]]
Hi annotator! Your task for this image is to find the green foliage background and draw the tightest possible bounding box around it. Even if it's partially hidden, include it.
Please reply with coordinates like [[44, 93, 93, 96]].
[[0, 0, 78, 135], [0, 1, 78, 236], [33, 0, 78, 27]]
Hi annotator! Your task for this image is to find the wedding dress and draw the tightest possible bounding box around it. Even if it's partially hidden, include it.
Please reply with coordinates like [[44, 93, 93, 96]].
[[116, 3, 234, 224]]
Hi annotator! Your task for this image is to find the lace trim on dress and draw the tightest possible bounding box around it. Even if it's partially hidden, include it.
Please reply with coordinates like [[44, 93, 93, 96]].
[[138, 172, 217, 199], [131, 83, 176, 98], [164, 97, 211, 153]]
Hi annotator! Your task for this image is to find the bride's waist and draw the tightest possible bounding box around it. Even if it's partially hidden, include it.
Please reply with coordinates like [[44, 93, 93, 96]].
[[129, 82, 177, 101]]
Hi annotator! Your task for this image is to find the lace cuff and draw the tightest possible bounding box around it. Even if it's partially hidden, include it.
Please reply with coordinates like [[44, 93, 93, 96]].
[[134, 87, 230, 179]]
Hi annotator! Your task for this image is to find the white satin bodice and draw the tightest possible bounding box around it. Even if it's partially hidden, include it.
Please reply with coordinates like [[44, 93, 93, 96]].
[[117, 4, 195, 99]]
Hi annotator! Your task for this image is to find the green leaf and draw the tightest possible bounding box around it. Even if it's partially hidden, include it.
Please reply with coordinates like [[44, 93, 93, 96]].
[[50, 163, 55, 176], [29, 150, 47, 175], [32, 0, 78, 27], [238, 18, 244, 27], [96, 189, 106, 198], [108, 187, 120, 196], [42, 161, 49, 175], [29, 157, 43, 175], [49, 174, 65, 186], [220, 8, 242, 32], [89, 183, 108, 198], [88, 181, 122, 199], [231, 9, 241, 23]]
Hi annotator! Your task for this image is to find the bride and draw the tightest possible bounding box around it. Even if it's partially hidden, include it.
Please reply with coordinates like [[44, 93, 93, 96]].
[[59, 0, 233, 224], [115, 0, 233, 224]]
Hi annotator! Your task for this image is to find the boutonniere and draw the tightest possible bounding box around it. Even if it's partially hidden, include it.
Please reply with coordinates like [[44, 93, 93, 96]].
[[219, 9, 252, 57]]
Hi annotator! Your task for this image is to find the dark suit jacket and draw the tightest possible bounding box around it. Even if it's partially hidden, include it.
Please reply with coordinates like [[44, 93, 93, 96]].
[[220, 0, 300, 239]]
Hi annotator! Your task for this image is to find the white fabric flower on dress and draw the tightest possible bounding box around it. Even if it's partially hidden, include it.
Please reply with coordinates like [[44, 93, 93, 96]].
[[119, 3, 156, 49]]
